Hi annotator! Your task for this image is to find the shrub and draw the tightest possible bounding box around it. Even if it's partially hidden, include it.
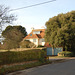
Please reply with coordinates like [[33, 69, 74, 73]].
[[20, 40, 36, 48], [58, 51, 73, 57], [37, 45, 44, 48], [0, 49, 46, 65]]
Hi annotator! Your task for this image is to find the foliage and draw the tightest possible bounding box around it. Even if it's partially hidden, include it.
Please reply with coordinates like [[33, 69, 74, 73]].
[[37, 45, 44, 48], [0, 62, 41, 75], [1, 25, 27, 49], [2, 25, 27, 39], [0, 49, 46, 65], [58, 51, 74, 57], [0, 60, 52, 75], [20, 40, 36, 48], [45, 11, 75, 52]]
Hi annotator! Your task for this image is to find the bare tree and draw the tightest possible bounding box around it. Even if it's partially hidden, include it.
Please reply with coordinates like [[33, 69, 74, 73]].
[[0, 5, 16, 44]]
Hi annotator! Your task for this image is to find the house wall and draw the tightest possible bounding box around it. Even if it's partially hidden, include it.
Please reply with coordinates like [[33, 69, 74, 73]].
[[26, 38, 45, 46], [39, 38, 45, 46], [27, 38, 39, 46]]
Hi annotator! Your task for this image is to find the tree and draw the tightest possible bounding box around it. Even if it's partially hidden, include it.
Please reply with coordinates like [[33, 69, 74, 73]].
[[2, 25, 27, 49], [0, 5, 16, 43], [45, 11, 75, 53], [20, 40, 36, 48], [2, 25, 27, 38]]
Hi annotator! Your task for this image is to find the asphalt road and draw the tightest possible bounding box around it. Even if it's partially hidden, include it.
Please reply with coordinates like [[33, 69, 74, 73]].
[[7, 59, 75, 75]]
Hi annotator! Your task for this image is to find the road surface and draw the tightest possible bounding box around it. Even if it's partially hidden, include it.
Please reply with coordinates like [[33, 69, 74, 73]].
[[7, 59, 75, 75]]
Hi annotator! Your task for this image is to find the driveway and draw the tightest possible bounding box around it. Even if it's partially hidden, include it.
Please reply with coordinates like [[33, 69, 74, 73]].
[[7, 59, 75, 75]]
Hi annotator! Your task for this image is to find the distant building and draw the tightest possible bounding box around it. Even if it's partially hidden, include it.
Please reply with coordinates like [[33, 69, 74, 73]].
[[24, 28, 45, 47]]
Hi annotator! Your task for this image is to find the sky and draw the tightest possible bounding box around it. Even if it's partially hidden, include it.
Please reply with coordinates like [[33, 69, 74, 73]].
[[0, 0, 75, 33]]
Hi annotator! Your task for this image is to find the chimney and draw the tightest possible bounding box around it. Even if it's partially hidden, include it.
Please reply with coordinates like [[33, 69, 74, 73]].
[[31, 27, 34, 31], [41, 26, 45, 29]]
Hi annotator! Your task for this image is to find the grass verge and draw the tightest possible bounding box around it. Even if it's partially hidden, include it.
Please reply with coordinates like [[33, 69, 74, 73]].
[[0, 59, 66, 75], [0, 61, 51, 75]]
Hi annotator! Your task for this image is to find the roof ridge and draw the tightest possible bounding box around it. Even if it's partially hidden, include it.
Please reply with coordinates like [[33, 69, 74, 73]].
[[32, 29, 45, 31]]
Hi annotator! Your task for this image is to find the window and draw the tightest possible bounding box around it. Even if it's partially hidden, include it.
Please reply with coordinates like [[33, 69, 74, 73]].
[[33, 39, 36, 42], [30, 34, 32, 36], [42, 38, 45, 42], [33, 31, 40, 34]]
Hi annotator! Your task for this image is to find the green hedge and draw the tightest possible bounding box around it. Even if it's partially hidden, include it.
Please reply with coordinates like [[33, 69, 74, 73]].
[[0, 49, 46, 65], [58, 51, 73, 57], [37, 45, 44, 48]]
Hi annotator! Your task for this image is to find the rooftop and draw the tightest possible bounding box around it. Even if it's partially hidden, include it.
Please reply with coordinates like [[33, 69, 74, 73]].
[[24, 29, 45, 39]]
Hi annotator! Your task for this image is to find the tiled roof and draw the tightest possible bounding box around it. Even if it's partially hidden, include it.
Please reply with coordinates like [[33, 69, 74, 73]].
[[44, 42, 52, 47], [24, 29, 45, 39]]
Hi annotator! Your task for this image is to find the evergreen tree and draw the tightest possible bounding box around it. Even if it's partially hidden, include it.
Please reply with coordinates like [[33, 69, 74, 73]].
[[45, 11, 75, 53]]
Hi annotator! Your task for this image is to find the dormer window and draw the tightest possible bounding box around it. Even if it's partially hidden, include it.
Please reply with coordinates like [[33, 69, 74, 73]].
[[33, 31, 40, 34], [30, 34, 32, 36]]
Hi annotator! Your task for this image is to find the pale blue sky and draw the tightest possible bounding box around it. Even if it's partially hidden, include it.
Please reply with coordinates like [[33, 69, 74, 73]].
[[0, 0, 75, 33]]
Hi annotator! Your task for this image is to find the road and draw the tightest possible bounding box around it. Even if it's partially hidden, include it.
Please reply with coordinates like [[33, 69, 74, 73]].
[[7, 59, 75, 75]]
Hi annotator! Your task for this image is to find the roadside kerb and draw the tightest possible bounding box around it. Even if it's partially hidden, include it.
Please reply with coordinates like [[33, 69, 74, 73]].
[[49, 57, 75, 60]]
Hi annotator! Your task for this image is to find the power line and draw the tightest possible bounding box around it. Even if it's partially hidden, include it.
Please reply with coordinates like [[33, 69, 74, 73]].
[[9, 0, 56, 11]]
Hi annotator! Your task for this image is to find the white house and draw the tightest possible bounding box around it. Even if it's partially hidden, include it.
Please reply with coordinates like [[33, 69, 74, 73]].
[[24, 28, 45, 47]]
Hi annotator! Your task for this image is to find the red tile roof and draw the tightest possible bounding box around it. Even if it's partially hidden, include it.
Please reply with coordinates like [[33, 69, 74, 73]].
[[24, 29, 45, 39], [44, 42, 52, 47]]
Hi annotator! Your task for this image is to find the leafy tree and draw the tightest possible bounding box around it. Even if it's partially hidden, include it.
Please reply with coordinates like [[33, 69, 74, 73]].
[[20, 40, 36, 48], [45, 11, 75, 53], [2, 25, 27, 38], [2, 25, 27, 49]]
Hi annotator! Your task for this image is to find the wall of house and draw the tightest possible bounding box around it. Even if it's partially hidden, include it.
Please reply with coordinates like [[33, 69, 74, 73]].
[[27, 38, 39, 46], [39, 38, 45, 46], [26, 38, 45, 47]]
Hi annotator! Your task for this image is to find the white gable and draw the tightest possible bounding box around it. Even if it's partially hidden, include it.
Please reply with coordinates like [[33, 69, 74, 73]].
[[33, 31, 40, 34]]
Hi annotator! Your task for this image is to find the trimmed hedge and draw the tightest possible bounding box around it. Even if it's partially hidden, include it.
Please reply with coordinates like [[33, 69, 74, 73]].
[[0, 49, 46, 65], [58, 51, 73, 57], [37, 45, 44, 48]]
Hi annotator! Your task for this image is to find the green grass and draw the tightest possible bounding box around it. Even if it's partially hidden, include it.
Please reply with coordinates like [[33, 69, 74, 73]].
[[0, 62, 40, 75], [0, 59, 66, 75], [0, 61, 52, 75]]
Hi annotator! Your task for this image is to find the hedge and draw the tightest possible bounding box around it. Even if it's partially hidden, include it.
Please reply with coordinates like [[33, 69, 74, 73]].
[[0, 49, 46, 65], [58, 51, 73, 57]]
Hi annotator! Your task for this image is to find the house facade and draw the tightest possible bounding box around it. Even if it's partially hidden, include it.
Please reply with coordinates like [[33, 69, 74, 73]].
[[24, 28, 45, 47]]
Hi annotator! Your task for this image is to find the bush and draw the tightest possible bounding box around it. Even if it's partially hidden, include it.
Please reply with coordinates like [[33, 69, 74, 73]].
[[58, 51, 73, 57], [0, 49, 46, 65], [20, 40, 36, 48], [37, 45, 44, 48]]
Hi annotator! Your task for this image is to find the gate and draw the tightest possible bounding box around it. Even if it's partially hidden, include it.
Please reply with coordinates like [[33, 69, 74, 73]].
[[47, 47, 52, 55], [47, 47, 63, 56], [54, 48, 62, 55]]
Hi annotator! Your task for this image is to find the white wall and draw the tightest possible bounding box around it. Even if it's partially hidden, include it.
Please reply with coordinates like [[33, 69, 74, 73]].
[[39, 38, 45, 46], [27, 39, 39, 46], [26, 38, 45, 46]]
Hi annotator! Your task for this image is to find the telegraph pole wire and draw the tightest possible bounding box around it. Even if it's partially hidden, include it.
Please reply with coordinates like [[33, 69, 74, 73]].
[[9, 0, 56, 11]]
